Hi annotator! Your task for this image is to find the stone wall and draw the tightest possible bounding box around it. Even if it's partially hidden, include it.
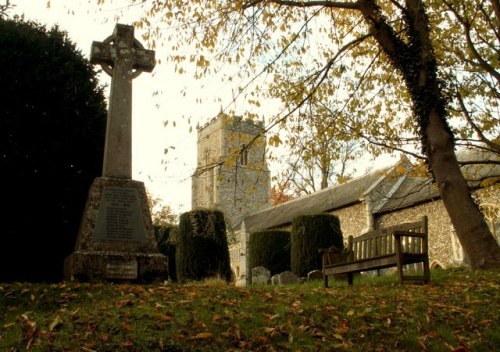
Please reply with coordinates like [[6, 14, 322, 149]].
[[192, 117, 222, 209], [217, 167, 271, 230], [376, 200, 455, 268], [375, 184, 499, 268], [330, 203, 371, 240], [192, 114, 271, 229], [268, 203, 371, 243]]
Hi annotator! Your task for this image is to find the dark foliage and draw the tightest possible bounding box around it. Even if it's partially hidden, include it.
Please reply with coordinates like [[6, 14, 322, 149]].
[[0, 18, 106, 282], [176, 209, 232, 282], [154, 225, 178, 281], [291, 213, 344, 277], [248, 230, 291, 276]]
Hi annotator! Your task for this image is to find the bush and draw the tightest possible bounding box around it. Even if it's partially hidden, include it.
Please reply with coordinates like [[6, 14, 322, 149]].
[[154, 224, 179, 281], [248, 230, 291, 275], [291, 213, 344, 277], [176, 209, 232, 282], [0, 18, 106, 282]]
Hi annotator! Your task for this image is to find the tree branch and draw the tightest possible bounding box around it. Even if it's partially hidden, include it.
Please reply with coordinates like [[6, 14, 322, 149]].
[[456, 91, 500, 154], [243, 0, 359, 10], [443, 0, 500, 84]]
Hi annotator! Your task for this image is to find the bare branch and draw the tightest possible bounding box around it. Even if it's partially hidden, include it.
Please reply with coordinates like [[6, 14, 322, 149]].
[[443, 0, 500, 83], [456, 91, 500, 154]]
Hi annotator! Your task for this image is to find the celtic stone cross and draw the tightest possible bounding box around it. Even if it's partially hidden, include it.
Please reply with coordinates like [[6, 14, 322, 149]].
[[90, 24, 155, 179]]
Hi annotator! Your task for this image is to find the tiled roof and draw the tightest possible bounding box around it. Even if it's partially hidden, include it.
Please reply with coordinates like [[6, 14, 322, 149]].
[[243, 166, 392, 233], [376, 148, 500, 214], [243, 148, 499, 232]]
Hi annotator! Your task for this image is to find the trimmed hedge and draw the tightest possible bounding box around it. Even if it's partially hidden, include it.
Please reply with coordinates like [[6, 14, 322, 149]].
[[291, 213, 343, 277], [154, 224, 178, 281], [176, 209, 232, 282], [248, 230, 291, 275]]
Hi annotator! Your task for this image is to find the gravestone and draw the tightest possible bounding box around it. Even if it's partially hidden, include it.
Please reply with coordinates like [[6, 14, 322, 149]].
[[64, 24, 167, 282], [307, 270, 324, 282], [271, 271, 301, 285], [251, 266, 270, 285]]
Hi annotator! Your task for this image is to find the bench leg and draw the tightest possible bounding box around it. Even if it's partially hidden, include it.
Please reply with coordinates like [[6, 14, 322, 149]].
[[323, 273, 329, 288], [397, 262, 404, 284], [347, 273, 353, 285], [423, 259, 430, 283]]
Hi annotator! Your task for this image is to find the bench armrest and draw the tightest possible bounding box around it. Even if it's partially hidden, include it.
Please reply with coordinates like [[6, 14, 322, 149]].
[[319, 247, 351, 266]]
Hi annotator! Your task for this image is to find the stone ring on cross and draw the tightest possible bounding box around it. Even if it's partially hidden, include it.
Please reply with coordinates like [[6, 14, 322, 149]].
[[91, 24, 155, 80], [98, 34, 148, 78]]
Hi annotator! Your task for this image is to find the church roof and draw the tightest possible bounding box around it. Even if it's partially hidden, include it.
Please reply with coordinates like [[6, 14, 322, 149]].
[[243, 147, 499, 233], [243, 165, 393, 233], [376, 148, 500, 214]]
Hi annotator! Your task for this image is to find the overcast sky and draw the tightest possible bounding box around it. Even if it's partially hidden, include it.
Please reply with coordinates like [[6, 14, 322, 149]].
[[8, 0, 398, 215], [10, 0, 237, 214]]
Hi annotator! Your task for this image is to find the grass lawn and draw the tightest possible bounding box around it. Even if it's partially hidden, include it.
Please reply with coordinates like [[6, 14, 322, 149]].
[[0, 268, 498, 351]]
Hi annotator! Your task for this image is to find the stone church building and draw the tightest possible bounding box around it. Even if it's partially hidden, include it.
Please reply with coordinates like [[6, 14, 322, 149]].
[[192, 114, 500, 286]]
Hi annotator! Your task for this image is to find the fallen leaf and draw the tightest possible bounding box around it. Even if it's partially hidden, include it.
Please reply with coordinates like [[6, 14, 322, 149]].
[[160, 312, 173, 321], [122, 322, 132, 332], [122, 340, 134, 348], [191, 332, 213, 340], [256, 336, 269, 344], [116, 299, 134, 308], [49, 316, 62, 332], [191, 321, 207, 330]]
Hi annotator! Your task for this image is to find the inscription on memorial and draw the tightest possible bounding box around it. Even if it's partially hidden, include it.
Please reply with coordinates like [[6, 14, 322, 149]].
[[105, 260, 138, 279], [94, 187, 147, 243]]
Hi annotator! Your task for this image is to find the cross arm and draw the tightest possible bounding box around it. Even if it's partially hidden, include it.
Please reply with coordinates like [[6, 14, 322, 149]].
[[90, 41, 114, 66]]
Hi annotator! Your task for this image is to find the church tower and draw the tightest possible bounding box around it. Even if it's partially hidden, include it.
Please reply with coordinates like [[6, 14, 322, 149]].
[[192, 114, 271, 230]]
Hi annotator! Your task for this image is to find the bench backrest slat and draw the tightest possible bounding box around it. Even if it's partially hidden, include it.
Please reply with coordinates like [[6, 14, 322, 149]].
[[348, 216, 428, 259]]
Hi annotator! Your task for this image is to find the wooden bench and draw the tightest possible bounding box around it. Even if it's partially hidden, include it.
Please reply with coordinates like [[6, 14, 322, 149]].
[[320, 216, 430, 287]]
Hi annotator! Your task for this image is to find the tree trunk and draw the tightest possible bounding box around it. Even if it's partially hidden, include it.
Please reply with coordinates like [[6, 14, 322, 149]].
[[426, 108, 500, 269], [357, 0, 500, 269]]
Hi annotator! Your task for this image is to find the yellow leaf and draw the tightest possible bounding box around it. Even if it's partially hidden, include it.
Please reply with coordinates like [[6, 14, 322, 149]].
[[347, 310, 355, 316], [49, 316, 62, 332]]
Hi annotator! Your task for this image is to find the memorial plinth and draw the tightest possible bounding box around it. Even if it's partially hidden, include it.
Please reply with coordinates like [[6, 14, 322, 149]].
[[64, 178, 167, 282], [64, 24, 167, 282]]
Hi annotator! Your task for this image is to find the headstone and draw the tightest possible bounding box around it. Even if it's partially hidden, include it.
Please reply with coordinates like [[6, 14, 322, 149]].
[[64, 24, 167, 282], [271, 271, 301, 285], [307, 270, 324, 282], [251, 266, 270, 285]]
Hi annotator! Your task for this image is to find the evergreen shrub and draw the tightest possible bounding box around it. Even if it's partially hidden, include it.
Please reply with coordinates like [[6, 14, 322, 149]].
[[176, 209, 232, 282], [291, 213, 344, 277], [248, 230, 291, 275], [154, 224, 179, 281], [0, 18, 106, 282]]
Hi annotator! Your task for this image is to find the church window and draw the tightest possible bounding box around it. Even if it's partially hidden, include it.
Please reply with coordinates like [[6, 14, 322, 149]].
[[204, 148, 210, 166], [240, 144, 248, 166], [480, 203, 500, 245]]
